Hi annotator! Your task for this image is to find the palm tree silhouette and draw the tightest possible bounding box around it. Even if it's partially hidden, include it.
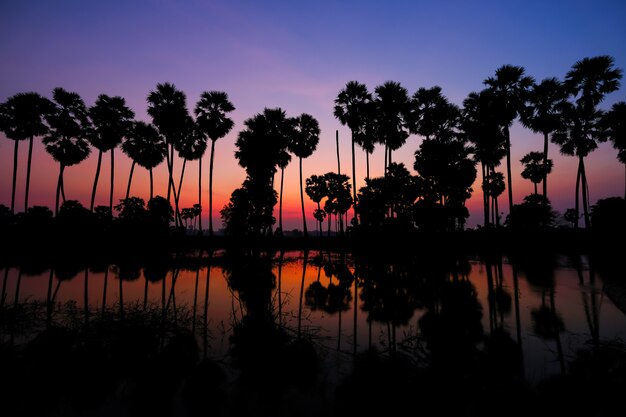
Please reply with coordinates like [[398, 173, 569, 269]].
[[484, 65, 535, 214], [521, 78, 567, 198], [373, 81, 410, 171], [289, 113, 320, 237], [276, 136, 292, 235], [195, 91, 235, 236], [122, 121, 167, 200], [147, 82, 189, 223], [334, 81, 372, 223], [87, 94, 134, 212], [554, 56, 622, 227], [408, 86, 458, 141], [305, 174, 328, 236], [602, 101, 626, 198], [43, 88, 92, 215], [0, 92, 52, 213], [520, 151, 553, 195]]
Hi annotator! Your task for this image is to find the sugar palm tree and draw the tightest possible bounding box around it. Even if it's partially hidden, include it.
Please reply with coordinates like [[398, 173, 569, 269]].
[[484, 65, 535, 213], [373, 81, 410, 170], [195, 91, 235, 236], [408, 86, 459, 141], [276, 147, 291, 235], [43, 88, 92, 215], [289, 113, 320, 237], [0, 92, 53, 213], [122, 121, 167, 200], [554, 56, 622, 227], [602, 101, 626, 198], [520, 151, 553, 195], [521, 78, 567, 198], [88, 94, 134, 212], [334, 81, 371, 222]]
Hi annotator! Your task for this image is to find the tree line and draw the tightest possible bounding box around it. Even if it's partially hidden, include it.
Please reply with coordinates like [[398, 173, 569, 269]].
[[1, 55, 625, 238]]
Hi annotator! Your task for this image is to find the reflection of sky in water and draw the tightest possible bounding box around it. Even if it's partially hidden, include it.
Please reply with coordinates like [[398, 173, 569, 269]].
[[4, 250, 626, 383]]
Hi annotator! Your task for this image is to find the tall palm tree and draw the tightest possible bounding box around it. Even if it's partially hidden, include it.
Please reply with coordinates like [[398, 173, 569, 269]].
[[408, 86, 459, 141], [43, 88, 92, 215], [147, 82, 189, 222], [554, 56, 622, 227], [521, 78, 567, 198], [289, 113, 320, 237], [195, 91, 235, 236], [122, 121, 167, 200], [484, 65, 535, 213], [88, 94, 134, 212], [334, 81, 371, 223], [520, 151, 553, 195], [602, 101, 626, 198], [276, 147, 291, 235], [0, 92, 52, 213], [373, 81, 410, 171]]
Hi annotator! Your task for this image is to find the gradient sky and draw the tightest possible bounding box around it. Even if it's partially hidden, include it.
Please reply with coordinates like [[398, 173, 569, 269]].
[[1, 0, 625, 230]]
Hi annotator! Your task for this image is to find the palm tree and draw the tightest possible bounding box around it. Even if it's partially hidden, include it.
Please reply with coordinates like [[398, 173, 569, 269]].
[[122, 121, 167, 200], [88, 94, 134, 212], [305, 174, 328, 236], [602, 101, 626, 198], [43, 88, 92, 215], [195, 91, 235, 236], [0, 92, 52, 213], [521, 78, 567, 198], [147, 82, 189, 222], [334, 81, 371, 223], [276, 146, 291, 235], [484, 65, 535, 213], [554, 56, 622, 227], [408, 86, 459, 141], [373, 81, 410, 170], [289, 113, 320, 237], [520, 151, 553, 195]]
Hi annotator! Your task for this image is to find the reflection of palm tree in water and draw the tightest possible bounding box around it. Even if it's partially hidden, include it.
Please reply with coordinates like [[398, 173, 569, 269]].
[[531, 288, 566, 374], [569, 254, 601, 350]]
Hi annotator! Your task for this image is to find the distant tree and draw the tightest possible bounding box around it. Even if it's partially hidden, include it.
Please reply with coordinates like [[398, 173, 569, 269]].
[[553, 56, 622, 227], [321, 173, 352, 236], [505, 194, 555, 230], [305, 174, 328, 236], [484, 65, 535, 213], [0, 92, 53, 213], [43, 88, 92, 215], [289, 113, 320, 237], [520, 151, 553, 195], [114, 197, 146, 224], [601, 101, 626, 198], [87, 94, 134, 212], [195, 91, 235, 236]]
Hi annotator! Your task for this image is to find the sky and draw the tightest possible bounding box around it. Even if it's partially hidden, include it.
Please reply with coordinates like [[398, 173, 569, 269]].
[[1, 0, 625, 230]]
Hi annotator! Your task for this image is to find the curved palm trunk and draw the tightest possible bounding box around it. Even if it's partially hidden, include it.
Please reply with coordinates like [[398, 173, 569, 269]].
[[110, 148, 115, 212], [208, 139, 216, 236], [90, 150, 104, 211], [55, 164, 65, 215], [149, 168, 154, 200], [279, 166, 285, 233], [580, 156, 590, 228], [176, 158, 188, 212], [125, 161, 136, 200], [504, 128, 513, 214], [10, 139, 18, 213], [351, 131, 358, 226], [574, 159, 581, 228], [299, 157, 308, 237], [198, 157, 202, 235], [542, 132, 549, 198], [336, 130, 341, 175], [24, 136, 34, 212]]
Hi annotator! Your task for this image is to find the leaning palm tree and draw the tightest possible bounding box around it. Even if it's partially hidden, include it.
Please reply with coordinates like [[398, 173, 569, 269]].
[[484, 65, 535, 213], [122, 121, 167, 200], [289, 113, 320, 237], [602, 101, 626, 198], [194, 91, 235, 236], [334, 81, 371, 223], [520, 151, 553, 195], [88, 94, 135, 212], [0, 92, 52, 213], [554, 56, 622, 227], [43, 88, 92, 215], [521, 78, 567, 198]]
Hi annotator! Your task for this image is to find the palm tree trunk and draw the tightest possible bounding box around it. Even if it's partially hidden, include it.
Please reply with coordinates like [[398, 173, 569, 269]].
[[299, 157, 308, 237], [366, 151, 370, 180], [481, 163, 489, 227], [279, 166, 285, 233], [543, 132, 549, 198], [110, 148, 115, 212], [90, 150, 103, 211], [534, 183, 538, 195], [505, 127, 514, 214], [580, 156, 590, 228], [24, 136, 34, 212], [55, 164, 65, 215], [143, 275, 149, 311], [384, 145, 388, 174], [351, 131, 358, 226], [176, 158, 188, 212], [10, 139, 18, 213], [198, 157, 203, 235], [166, 144, 173, 202], [209, 139, 216, 236], [575, 158, 581, 228], [149, 168, 154, 200], [336, 130, 341, 175], [125, 161, 136, 200]]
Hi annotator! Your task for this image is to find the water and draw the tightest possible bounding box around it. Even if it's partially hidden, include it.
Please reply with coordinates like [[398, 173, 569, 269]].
[[2, 249, 625, 416]]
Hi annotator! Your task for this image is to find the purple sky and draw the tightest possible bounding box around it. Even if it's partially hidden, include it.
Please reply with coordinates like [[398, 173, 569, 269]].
[[1, 0, 625, 229]]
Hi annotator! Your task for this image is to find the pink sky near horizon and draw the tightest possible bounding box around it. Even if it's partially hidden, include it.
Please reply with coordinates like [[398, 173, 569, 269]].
[[1, 0, 625, 230]]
